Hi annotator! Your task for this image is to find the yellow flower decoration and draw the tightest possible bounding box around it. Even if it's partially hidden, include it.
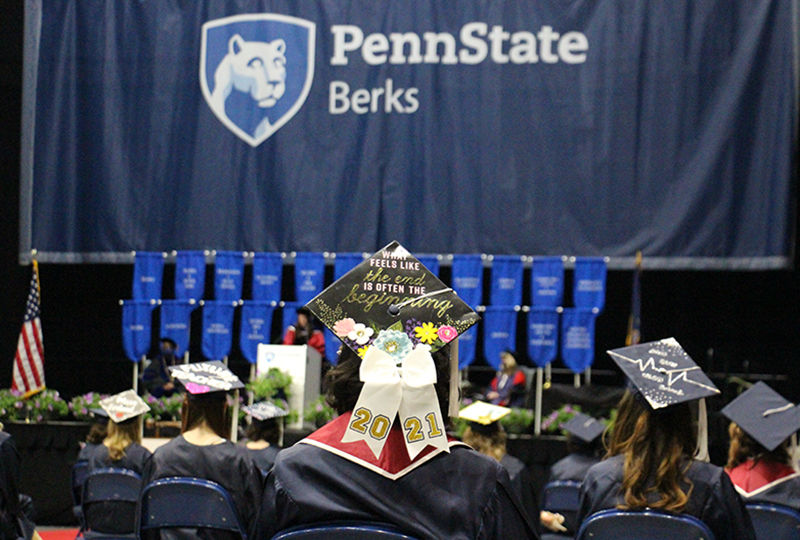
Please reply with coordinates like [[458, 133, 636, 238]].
[[357, 345, 371, 358], [414, 322, 439, 344]]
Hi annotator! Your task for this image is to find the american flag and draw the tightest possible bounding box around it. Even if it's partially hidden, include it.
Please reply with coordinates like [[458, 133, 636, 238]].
[[12, 261, 45, 397]]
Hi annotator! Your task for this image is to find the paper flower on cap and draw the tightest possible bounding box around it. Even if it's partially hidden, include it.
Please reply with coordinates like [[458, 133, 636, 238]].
[[333, 318, 356, 338], [372, 329, 413, 363], [347, 323, 374, 345]]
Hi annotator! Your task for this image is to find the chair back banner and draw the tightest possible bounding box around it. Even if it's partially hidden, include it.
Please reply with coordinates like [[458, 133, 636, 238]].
[[159, 300, 196, 356], [532, 257, 564, 308], [560, 308, 596, 374], [573, 257, 607, 311], [252, 252, 283, 302], [527, 308, 559, 368], [122, 300, 155, 362], [214, 251, 244, 301], [201, 300, 237, 360], [293, 252, 325, 304], [490, 256, 524, 306], [451, 254, 483, 308], [132, 252, 163, 300], [240, 301, 277, 364], [457, 325, 478, 370], [174, 251, 207, 301], [333, 252, 364, 280], [482, 306, 518, 370]]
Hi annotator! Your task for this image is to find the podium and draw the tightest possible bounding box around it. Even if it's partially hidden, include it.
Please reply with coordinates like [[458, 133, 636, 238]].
[[257, 344, 321, 429]]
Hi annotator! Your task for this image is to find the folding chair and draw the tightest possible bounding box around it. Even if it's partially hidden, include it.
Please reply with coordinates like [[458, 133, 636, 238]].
[[746, 502, 800, 540], [271, 522, 417, 539], [576, 508, 714, 539], [81, 467, 141, 539], [137, 477, 247, 539], [541, 480, 581, 535], [71, 460, 90, 530]]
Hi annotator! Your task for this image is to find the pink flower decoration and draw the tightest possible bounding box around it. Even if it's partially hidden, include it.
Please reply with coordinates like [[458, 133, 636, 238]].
[[437, 325, 458, 343], [184, 382, 211, 394], [333, 318, 356, 337]]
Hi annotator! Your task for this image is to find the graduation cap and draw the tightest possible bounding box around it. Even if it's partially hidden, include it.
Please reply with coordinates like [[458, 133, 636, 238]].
[[306, 241, 480, 359], [607, 338, 720, 410], [243, 401, 289, 422], [561, 412, 605, 443], [458, 401, 511, 436], [168, 360, 245, 395], [99, 390, 149, 423], [721, 381, 800, 452]]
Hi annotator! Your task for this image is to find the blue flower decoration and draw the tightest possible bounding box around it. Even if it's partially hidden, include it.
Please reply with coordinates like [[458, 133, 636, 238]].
[[372, 329, 413, 363]]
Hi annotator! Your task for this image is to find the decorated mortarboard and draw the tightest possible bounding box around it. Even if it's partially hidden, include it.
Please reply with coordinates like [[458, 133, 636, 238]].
[[306, 241, 480, 359], [243, 401, 289, 422], [458, 401, 511, 425], [99, 390, 149, 423], [607, 338, 720, 410], [89, 407, 109, 419], [721, 381, 800, 452], [168, 360, 244, 395], [561, 412, 605, 443]]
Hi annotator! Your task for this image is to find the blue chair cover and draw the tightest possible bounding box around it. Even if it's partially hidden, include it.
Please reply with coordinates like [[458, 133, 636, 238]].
[[272, 522, 417, 539], [576, 508, 714, 540], [82, 467, 141, 539], [137, 476, 247, 539], [71, 460, 90, 527], [541, 480, 581, 534], [746, 502, 800, 540]]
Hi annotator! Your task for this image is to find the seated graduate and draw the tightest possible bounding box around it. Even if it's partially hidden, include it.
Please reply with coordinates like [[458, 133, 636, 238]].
[[282, 306, 325, 357], [142, 337, 182, 398], [77, 408, 108, 461], [459, 401, 541, 534], [257, 242, 538, 539], [240, 400, 288, 475], [86, 390, 151, 474], [142, 361, 263, 539], [486, 350, 527, 408], [0, 425, 39, 540], [578, 338, 755, 539], [721, 381, 800, 508], [547, 412, 604, 483]]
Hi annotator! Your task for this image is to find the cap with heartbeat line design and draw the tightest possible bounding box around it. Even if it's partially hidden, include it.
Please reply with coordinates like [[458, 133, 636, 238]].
[[606, 337, 720, 410]]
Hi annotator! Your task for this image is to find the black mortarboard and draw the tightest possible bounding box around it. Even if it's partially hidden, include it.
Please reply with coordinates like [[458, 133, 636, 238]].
[[721, 381, 800, 452], [99, 390, 149, 423], [561, 412, 605, 443], [169, 360, 245, 395], [243, 401, 289, 421], [607, 338, 720, 410]]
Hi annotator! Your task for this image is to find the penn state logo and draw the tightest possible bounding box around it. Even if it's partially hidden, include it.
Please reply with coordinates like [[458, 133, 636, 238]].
[[200, 14, 315, 147]]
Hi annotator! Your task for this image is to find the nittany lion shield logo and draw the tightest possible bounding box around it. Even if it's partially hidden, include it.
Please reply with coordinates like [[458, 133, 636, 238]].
[[200, 14, 315, 147]]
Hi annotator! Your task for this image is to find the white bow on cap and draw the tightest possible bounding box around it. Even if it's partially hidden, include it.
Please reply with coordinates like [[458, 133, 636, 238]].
[[341, 345, 449, 460]]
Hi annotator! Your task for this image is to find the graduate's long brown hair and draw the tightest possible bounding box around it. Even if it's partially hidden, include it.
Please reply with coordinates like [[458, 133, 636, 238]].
[[181, 393, 229, 439], [104, 417, 142, 461], [726, 422, 791, 470], [606, 391, 696, 512]]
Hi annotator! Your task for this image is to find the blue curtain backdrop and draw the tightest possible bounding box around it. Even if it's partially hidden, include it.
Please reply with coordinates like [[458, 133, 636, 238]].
[[251, 252, 283, 302], [482, 306, 518, 370], [132, 252, 164, 300], [175, 251, 207, 301], [240, 300, 276, 364], [159, 300, 197, 356], [451, 254, 484, 308], [490, 256, 524, 306], [21, 1, 797, 269], [121, 300, 156, 361], [201, 300, 237, 360], [214, 251, 245, 301]]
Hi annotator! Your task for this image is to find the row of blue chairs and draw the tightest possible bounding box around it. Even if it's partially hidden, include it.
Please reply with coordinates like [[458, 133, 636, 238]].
[[541, 479, 800, 540]]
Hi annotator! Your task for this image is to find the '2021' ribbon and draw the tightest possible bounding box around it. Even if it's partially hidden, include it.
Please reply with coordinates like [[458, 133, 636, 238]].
[[341, 345, 448, 460]]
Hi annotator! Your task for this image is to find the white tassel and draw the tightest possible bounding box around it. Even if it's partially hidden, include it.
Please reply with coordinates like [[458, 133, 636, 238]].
[[694, 398, 710, 462], [448, 339, 460, 418], [791, 433, 799, 472]]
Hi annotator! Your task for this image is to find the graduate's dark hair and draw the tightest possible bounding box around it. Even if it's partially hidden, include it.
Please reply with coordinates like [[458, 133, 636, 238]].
[[181, 392, 229, 439], [606, 390, 696, 513], [726, 422, 791, 470], [566, 432, 603, 457], [246, 418, 281, 446], [325, 344, 452, 421], [85, 422, 108, 445], [462, 424, 507, 462]]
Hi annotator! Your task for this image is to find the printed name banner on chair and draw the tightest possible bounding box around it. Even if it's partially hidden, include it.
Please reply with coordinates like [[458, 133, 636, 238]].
[[457, 324, 479, 370], [531, 257, 564, 308], [451, 254, 483, 308], [527, 308, 559, 368], [482, 306, 518, 370], [293, 252, 325, 304], [214, 251, 245, 301], [252, 252, 283, 302], [121, 300, 156, 362], [240, 301, 277, 364], [201, 300, 237, 360], [132, 252, 164, 301], [490, 256, 524, 306], [333, 252, 364, 280], [573, 257, 607, 312], [159, 300, 197, 356], [175, 251, 207, 301], [560, 308, 596, 374]]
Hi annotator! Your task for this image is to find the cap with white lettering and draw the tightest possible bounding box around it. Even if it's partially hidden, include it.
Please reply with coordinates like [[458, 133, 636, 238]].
[[99, 390, 149, 423], [168, 360, 245, 395], [606, 338, 720, 410], [243, 401, 288, 422], [721, 381, 800, 452]]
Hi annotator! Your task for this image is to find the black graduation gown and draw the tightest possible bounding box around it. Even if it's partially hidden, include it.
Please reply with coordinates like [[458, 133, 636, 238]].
[[737, 472, 800, 510], [257, 413, 539, 540], [0, 432, 34, 540], [86, 442, 151, 474], [77, 442, 101, 461], [547, 453, 600, 484], [578, 455, 756, 540], [245, 444, 280, 474], [501, 453, 540, 531], [141, 435, 263, 539]]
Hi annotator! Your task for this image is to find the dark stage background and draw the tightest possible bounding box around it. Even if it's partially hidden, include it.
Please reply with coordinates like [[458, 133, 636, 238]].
[[1, 3, 799, 403]]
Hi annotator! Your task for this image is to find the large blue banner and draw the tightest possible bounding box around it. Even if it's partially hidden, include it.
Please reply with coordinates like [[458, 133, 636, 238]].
[[240, 300, 277, 363], [417, 255, 440, 278], [489, 256, 524, 306], [159, 299, 197, 356], [175, 251, 207, 301], [201, 300, 237, 360], [560, 307, 596, 374], [572, 257, 607, 312], [527, 308, 559, 368], [451, 254, 484, 308], [531, 257, 564, 308], [293, 252, 325, 304], [251, 252, 283, 302], [482, 306, 518, 370], [21, 1, 797, 269], [214, 251, 245, 301], [333, 252, 364, 280], [121, 300, 156, 362], [132, 252, 164, 301], [457, 324, 478, 370]]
